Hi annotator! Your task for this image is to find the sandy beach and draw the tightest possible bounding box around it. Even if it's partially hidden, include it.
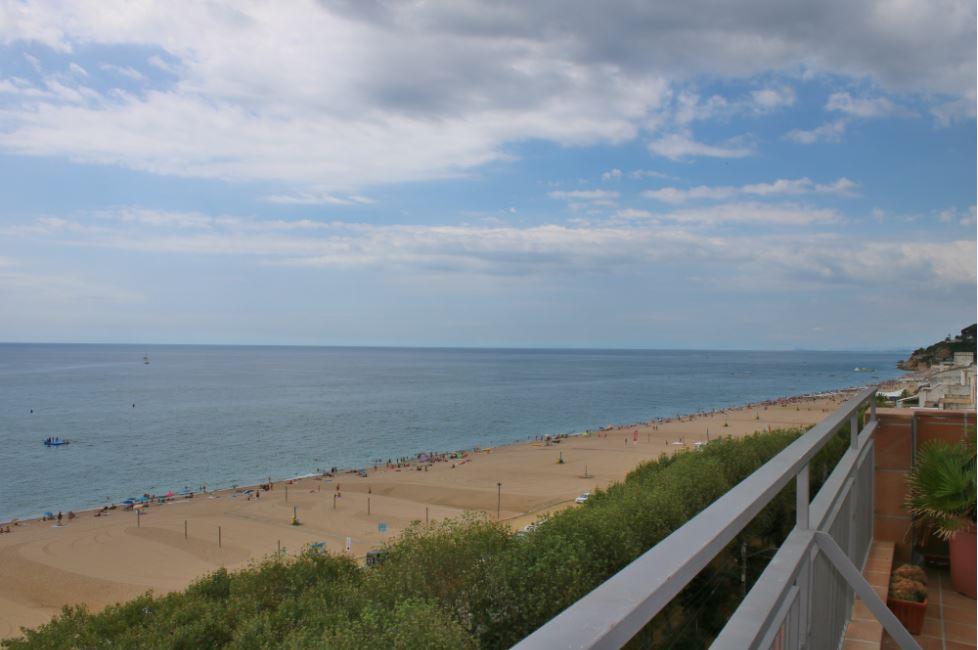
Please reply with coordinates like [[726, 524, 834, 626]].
[[0, 390, 854, 638]]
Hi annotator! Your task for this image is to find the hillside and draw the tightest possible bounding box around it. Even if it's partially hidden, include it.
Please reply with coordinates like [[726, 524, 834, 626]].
[[898, 324, 977, 370]]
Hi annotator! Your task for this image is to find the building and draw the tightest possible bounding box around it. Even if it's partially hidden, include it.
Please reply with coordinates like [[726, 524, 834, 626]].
[[915, 356, 977, 409]]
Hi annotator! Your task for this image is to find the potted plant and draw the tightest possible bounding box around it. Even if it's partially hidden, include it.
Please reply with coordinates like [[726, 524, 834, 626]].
[[887, 571, 928, 635], [906, 436, 977, 597], [892, 563, 927, 584]]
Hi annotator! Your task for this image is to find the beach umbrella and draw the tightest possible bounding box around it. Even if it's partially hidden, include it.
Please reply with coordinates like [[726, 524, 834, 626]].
[[166, 490, 174, 497]]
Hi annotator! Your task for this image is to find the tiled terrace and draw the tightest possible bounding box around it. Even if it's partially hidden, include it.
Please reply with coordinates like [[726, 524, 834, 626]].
[[843, 542, 975, 650], [843, 540, 896, 648], [880, 567, 977, 650]]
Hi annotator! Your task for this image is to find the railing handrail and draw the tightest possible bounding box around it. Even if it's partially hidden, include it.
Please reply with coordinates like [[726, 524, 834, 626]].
[[512, 386, 877, 650], [713, 418, 877, 648]]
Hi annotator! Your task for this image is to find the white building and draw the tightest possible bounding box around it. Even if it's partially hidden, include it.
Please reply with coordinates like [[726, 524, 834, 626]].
[[916, 356, 977, 409]]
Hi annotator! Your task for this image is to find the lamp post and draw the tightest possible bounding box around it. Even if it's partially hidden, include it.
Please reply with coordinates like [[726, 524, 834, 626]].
[[496, 482, 502, 520]]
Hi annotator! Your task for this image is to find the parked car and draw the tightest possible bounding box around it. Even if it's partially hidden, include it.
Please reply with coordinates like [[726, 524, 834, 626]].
[[575, 492, 591, 504]]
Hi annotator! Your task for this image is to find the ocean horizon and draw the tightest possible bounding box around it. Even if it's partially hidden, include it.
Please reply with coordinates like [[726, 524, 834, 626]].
[[0, 344, 906, 521]]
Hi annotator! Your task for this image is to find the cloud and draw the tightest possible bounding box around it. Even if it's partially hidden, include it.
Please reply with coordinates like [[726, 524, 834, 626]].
[[750, 86, 796, 111], [99, 63, 145, 81], [0, 1, 972, 190], [750, 177, 857, 196], [825, 91, 911, 118], [263, 191, 375, 206], [616, 208, 656, 220], [68, 62, 89, 77], [4, 209, 971, 291], [549, 189, 619, 201], [647, 132, 754, 160], [22, 53, 42, 72], [670, 85, 795, 125], [937, 205, 977, 226], [0, 258, 143, 305], [643, 177, 857, 204], [660, 202, 841, 226], [930, 96, 977, 125], [146, 54, 180, 75], [644, 186, 735, 203], [629, 169, 673, 180], [964, 206, 978, 227], [601, 168, 623, 181], [784, 119, 848, 144], [672, 91, 729, 124], [549, 189, 619, 207]]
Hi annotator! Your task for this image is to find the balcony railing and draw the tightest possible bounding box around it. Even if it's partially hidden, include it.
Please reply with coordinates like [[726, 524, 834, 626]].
[[513, 387, 921, 650]]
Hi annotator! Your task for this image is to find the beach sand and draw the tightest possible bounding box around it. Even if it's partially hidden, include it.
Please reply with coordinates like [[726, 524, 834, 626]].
[[0, 391, 853, 638]]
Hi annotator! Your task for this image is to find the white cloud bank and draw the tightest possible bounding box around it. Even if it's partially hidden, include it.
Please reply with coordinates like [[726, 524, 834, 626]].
[[647, 132, 755, 160], [784, 119, 849, 145], [643, 178, 857, 204], [0, 0, 973, 189], [825, 92, 912, 118], [3, 209, 973, 291]]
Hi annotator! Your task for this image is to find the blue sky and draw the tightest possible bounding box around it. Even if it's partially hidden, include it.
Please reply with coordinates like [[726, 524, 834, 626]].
[[0, 1, 975, 349]]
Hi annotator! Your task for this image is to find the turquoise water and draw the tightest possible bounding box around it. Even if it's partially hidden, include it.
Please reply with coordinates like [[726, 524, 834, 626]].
[[0, 344, 904, 520]]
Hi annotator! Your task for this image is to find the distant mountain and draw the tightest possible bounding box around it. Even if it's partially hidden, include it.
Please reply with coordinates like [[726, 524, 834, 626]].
[[898, 324, 977, 370]]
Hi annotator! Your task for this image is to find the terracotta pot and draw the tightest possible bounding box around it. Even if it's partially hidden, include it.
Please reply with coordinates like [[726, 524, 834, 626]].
[[887, 597, 927, 635], [949, 526, 977, 598]]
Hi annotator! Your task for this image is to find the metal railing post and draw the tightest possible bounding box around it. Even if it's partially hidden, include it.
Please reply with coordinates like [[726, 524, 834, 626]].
[[813, 532, 920, 650], [796, 463, 811, 647], [847, 475, 858, 564], [847, 408, 861, 562], [796, 465, 810, 530]]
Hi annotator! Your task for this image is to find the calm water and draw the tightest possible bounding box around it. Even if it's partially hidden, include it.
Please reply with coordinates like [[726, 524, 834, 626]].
[[0, 344, 904, 520]]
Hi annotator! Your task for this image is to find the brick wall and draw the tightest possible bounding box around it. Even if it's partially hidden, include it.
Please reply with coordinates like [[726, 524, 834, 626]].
[[871, 408, 974, 561]]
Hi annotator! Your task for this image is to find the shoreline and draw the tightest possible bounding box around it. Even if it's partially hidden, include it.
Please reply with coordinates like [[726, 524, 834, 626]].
[[4, 385, 871, 528], [0, 386, 869, 638]]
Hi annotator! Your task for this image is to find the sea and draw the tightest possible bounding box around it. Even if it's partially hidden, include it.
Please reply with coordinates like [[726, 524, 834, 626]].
[[0, 344, 906, 521]]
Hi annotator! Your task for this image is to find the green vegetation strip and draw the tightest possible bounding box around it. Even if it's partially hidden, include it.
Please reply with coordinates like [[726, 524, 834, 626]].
[[4, 426, 852, 649]]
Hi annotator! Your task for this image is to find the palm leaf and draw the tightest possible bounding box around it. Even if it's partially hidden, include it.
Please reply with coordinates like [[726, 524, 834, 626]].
[[906, 436, 976, 541]]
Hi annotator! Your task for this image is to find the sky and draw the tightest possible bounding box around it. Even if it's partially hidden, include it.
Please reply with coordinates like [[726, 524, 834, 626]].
[[0, 0, 975, 350]]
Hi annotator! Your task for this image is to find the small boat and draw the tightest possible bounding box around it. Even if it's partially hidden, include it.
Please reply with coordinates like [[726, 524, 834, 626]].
[[143, 354, 150, 365], [43, 437, 70, 447]]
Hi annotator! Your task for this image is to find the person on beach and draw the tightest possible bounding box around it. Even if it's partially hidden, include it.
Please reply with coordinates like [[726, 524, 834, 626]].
[[56, 512, 62, 525]]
